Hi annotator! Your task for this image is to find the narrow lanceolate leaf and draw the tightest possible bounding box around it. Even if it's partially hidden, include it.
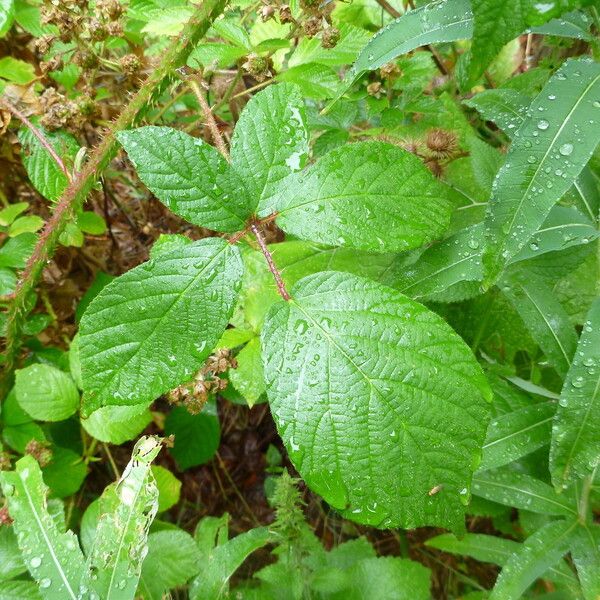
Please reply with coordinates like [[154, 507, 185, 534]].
[[117, 127, 251, 233], [393, 224, 484, 300], [550, 298, 600, 488], [268, 142, 452, 253], [81, 436, 161, 600], [0, 456, 84, 600], [479, 401, 555, 471], [501, 270, 577, 377], [483, 58, 600, 283], [262, 272, 491, 532], [231, 83, 309, 210], [328, 0, 473, 106], [463, 89, 530, 138], [472, 469, 577, 517], [571, 524, 600, 600], [79, 238, 243, 415], [490, 519, 579, 600]]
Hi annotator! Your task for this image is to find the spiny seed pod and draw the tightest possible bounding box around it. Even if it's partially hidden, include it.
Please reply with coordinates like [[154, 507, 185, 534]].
[[260, 4, 276, 22], [380, 62, 400, 80], [74, 50, 98, 69], [97, 0, 123, 20], [303, 15, 321, 38], [41, 7, 61, 26], [106, 20, 123, 37], [89, 18, 109, 41], [242, 54, 273, 82], [424, 158, 444, 177], [279, 5, 293, 23], [366, 81, 382, 97], [24, 440, 53, 468], [40, 87, 65, 110], [34, 34, 56, 55], [40, 56, 63, 74], [120, 53, 141, 76], [425, 128, 458, 159], [0, 452, 11, 471], [321, 26, 340, 49], [41, 102, 76, 130], [300, 0, 319, 12]]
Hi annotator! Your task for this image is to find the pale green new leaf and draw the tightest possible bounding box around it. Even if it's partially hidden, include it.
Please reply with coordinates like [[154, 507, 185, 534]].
[[231, 83, 309, 209], [261, 272, 491, 532], [0, 456, 84, 600], [464, 88, 530, 137], [18, 126, 79, 203], [81, 405, 153, 445], [79, 238, 243, 415], [0, 0, 14, 37], [81, 436, 162, 600], [571, 524, 600, 600], [472, 469, 577, 516], [328, 0, 472, 106], [501, 270, 577, 377], [267, 142, 452, 253], [480, 401, 555, 471], [190, 526, 271, 600], [228, 336, 266, 407], [484, 58, 600, 282], [0, 580, 41, 599], [117, 127, 251, 233], [550, 298, 600, 488], [490, 519, 579, 600], [14, 364, 79, 422]]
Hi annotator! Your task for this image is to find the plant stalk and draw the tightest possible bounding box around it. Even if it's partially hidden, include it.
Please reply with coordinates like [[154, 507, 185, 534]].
[[250, 223, 291, 301], [0, 0, 228, 401]]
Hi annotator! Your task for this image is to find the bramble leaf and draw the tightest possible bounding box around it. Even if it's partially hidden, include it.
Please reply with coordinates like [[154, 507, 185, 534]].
[[261, 272, 491, 532], [79, 238, 243, 415], [117, 127, 251, 233], [266, 142, 453, 253], [550, 298, 600, 488]]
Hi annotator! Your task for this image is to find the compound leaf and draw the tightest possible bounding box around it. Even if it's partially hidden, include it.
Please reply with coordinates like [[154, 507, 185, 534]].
[[117, 127, 251, 233], [550, 298, 600, 488], [261, 272, 491, 532], [79, 238, 243, 415], [268, 142, 452, 253], [483, 58, 600, 282], [231, 83, 309, 211], [0, 456, 84, 600]]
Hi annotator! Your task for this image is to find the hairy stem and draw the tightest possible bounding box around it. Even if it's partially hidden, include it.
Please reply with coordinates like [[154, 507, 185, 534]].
[[250, 223, 290, 301], [1, 102, 72, 182], [0, 0, 227, 401], [188, 78, 230, 160]]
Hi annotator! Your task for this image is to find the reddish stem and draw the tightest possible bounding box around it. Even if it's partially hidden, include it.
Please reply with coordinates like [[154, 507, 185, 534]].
[[250, 223, 290, 301], [2, 101, 72, 183]]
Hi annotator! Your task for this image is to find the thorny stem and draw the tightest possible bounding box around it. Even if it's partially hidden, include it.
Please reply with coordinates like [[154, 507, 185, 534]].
[[188, 78, 230, 161], [1, 101, 72, 183], [0, 0, 228, 401], [250, 223, 291, 301]]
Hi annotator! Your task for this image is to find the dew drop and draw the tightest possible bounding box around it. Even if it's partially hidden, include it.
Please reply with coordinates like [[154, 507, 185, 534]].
[[559, 143, 573, 156]]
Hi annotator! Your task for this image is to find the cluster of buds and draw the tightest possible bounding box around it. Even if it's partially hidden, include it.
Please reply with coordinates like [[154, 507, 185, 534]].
[[24, 440, 53, 468], [242, 54, 274, 82], [39, 87, 96, 132], [0, 452, 11, 471], [168, 349, 238, 415]]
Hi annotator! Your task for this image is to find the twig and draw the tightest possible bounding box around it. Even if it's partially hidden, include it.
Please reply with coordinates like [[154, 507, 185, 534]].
[[0, 0, 228, 401], [1, 102, 72, 183], [188, 78, 230, 161], [250, 222, 290, 301]]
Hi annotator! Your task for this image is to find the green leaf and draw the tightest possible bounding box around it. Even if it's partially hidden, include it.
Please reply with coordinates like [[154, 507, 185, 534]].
[[81, 404, 152, 445], [0, 580, 41, 599], [0, 0, 14, 37], [472, 469, 577, 516], [480, 401, 555, 471], [76, 211, 106, 235], [490, 519, 579, 600], [138, 530, 200, 599], [8, 215, 44, 237], [267, 142, 452, 253], [0, 267, 16, 296], [151, 465, 181, 512], [501, 270, 577, 376], [149, 233, 193, 260], [0, 202, 28, 226], [0, 56, 34, 83], [80, 436, 162, 600], [0, 456, 84, 599], [188, 43, 247, 69], [14, 364, 79, 422], [228, 336, 266, 407], [0, 232, 36, 268], [41, 447, 87, 498], [261, 272, 491, 531], [190, 526, 271, 600], [550, 298, 600, 488], [18, 126, 79, 203], [231, 83, 309, 210], [571, 524, 600, 600], [464, 88, 530, 137], [276, 63, 340, 100], [529, 9, 594, 40], [79, 238, 243, 415], [329, 0, 473, 106], [117, 127, 251, 233], [427, 532, 520, 566], [0, 526, 26, 581], [483, 58, 600, 282], [164, 404, 220, 470]]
